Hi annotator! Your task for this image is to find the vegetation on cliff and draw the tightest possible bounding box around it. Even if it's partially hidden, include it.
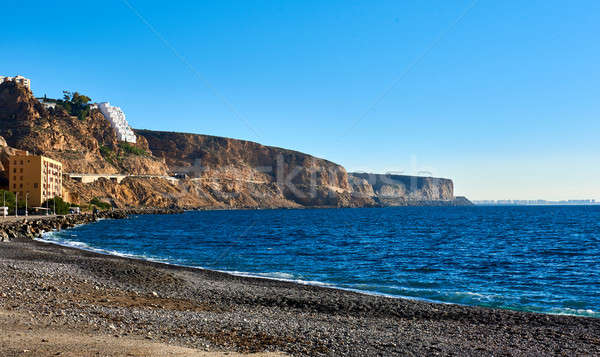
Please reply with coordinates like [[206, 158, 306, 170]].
[[90, 197, 111, 210], [118, 142, 147, 156], [56, 91, 92, 121]]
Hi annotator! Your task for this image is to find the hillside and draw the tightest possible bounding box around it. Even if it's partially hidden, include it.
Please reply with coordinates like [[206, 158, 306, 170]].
[[0, 81, 167, 175], [0, 80, 469, 208], [136, 129, 374, 207]]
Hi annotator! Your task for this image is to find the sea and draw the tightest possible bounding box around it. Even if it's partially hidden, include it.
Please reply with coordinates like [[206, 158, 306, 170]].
[[39, 206, 600, 318]]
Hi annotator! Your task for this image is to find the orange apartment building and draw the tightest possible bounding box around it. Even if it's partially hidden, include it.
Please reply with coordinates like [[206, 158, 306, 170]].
[[8, 152, 64, 207]]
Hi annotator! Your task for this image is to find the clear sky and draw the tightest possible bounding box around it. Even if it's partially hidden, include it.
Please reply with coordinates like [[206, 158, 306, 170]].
[[2, 1, 599, 200]]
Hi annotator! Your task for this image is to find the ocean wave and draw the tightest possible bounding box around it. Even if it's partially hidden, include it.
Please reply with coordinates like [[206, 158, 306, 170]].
[[37, 232, 91, 249], [447, 291, 501, 302], [37, 231, 168, 264], [220, 270, 336, 288], [548, 307, 600, 318]]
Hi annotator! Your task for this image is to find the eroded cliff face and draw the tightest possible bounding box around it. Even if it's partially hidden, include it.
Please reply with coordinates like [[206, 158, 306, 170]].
[[0, 81, 468, 209], [348, 173, 462, 206], [0, 81, 168, 175], [136, 130, 374, 207], [64, 177, 302, 209]]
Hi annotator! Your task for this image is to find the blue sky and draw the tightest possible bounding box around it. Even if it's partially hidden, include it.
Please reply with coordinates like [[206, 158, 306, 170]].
[[2, 1, 599, 200]]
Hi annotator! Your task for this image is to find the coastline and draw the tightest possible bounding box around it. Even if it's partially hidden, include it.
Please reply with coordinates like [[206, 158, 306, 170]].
[[34, 230, 599, 319], [34, 208, 598, 319], [1, 216, 599, 355]]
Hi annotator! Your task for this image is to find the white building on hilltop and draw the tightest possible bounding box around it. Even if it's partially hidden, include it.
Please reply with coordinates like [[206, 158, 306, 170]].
[[97, 102, 137, 143], [0, 75, 31, 90]]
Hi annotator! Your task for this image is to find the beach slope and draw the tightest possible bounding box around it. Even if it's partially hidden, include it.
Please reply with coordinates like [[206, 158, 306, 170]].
[[1, 240, 598, 356]]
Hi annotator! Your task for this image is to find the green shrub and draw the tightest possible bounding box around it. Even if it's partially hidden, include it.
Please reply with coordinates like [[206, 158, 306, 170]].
[[99, 145, 112, 157], [90, 197, 111, 210], [0, 190, 17, 213], [0, 190, 42, 214], [99, 145, 117, 166], [42, 196, 71, 215], [56, 91, 92, 120], [119, 142, 146, 156]]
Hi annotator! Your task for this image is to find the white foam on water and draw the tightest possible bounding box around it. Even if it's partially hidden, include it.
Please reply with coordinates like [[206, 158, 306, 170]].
[[37, 231, 165, 263], [220, 270, 336, 288], [447, 291, 501, 302], [548, 307, 599, 318], [37, 232, 91, 250]]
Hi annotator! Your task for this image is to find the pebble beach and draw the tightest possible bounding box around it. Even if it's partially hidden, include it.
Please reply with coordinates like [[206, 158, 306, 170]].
[[1, 217, 599, 356]]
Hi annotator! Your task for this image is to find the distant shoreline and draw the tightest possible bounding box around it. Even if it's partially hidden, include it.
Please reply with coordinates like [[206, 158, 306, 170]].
[[473, 203, 600, 206]]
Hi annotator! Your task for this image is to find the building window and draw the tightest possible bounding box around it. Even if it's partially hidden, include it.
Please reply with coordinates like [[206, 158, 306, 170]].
[[20, 168, 23, 173], [13, 184, 16, 189], [13, 168, 16, 173], [19, 184, 23, 188], [20, 176, 23, 180], [33, 183, 38, 188]]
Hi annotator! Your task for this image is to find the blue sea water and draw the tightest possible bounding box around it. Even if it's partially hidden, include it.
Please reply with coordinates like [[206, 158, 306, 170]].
[[40, 206, 600, 317]]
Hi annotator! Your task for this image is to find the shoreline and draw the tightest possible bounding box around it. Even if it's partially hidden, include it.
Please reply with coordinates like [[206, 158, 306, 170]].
[[9, 209, 600, 319], [37, 229, 599, 319], [36, 211, 598, 319], [38, 232, 442, 307], [1, 215, 599, 355], [2, 239, 599, 356], [0, 208, 183, 241]]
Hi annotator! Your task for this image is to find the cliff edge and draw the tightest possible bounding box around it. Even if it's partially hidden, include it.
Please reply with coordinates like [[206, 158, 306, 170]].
[[349, 173, 471, 206]]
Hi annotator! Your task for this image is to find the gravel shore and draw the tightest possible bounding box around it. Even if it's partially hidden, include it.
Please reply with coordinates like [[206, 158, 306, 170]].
[[1, 229, 599, 356]]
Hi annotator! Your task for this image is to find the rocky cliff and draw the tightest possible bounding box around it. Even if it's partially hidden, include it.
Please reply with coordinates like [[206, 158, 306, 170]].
[[136, 130, 376, 208], [349, 173, 469, 206], [0, 81, 168, 175], [0, 80, 469, 209]]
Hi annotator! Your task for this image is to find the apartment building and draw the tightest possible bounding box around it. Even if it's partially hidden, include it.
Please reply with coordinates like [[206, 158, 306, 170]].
[[0, 75, 31, 90], [97, 102, 137, 143], [8, 153, 64, 207]]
